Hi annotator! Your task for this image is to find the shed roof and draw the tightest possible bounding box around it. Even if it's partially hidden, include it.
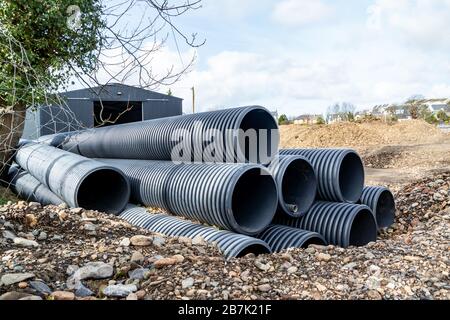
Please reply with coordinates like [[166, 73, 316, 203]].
[[60, 83, 183, 101]]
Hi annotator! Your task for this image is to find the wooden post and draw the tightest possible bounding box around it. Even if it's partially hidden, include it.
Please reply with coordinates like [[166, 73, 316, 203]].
[[191, 86, 195, 114]]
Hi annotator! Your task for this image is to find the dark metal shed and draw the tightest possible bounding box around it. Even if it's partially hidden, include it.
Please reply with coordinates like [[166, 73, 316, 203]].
[[22, 83, 183, 139]]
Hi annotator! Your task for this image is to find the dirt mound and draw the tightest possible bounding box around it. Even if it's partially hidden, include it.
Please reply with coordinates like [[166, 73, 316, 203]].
[[280, 120, 448, 149]]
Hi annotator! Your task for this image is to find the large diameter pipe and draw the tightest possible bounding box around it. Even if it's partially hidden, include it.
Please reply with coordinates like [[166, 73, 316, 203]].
[[267, 155, 317, 218], [279, 149, 365, 203], [359, 186, 395, 229], [119, 205, 271, 259], [257, 224, 326, 252], [274, 201, 377, 248], [14, 142, 130, 214], [96, 159, 179, 211], [57, 106, 280, 164], [99, 159, 278, 235], [6, 165, 64, 206]]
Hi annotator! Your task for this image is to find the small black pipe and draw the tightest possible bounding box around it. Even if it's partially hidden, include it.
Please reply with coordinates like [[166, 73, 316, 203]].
[[119, 205, 272, 259], [359, 186, 396, 229], [274, 201, 377, 247], [257, 224, 326, 252], [268, 155, 317, 217]]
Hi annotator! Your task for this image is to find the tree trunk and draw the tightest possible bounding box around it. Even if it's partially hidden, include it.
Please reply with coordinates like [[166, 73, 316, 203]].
[[0, 103, 26, 182]]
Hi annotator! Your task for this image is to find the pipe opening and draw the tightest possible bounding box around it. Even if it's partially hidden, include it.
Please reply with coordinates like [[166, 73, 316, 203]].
[[232, 168, 277, 234], [302, 236, 326, 248], [77, 168, 129, 215], [349, 209, 377, 246], [281, 158, 317, 215], [235, 243, 271, 258], [238, 108, 279, 163], [376, 190, 396, 228], [339, 152, 364, 202]]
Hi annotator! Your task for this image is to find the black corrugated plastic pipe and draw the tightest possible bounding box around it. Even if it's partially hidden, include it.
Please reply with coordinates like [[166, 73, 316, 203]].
[[36, 132, 76, 148], [119, 205, 271, 258], [274, 201, 377, 247], [6, 165, 65, 206], [99, 159, 278, 235], [279, 148, 365, 203], [14, 142, 130, 214], [257, 224, 326, 252], [359, 186, 395, 229], [56, 106, 279, 164], [267, 155, 317, 217]]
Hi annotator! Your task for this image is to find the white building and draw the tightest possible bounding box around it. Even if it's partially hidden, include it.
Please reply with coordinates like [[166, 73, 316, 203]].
[[424, 99, 450, 114]]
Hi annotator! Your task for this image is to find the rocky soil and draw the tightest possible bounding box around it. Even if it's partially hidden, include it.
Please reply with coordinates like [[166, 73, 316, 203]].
[[0, 173, 449, 300]]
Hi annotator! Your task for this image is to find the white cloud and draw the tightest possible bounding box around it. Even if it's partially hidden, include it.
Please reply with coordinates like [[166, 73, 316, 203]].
[[71, 1, 450, 117], [272, 0, 333, 26], [367, 0, 450, 48], [169, 44, 450, 116], [429, 84, 450, 98]]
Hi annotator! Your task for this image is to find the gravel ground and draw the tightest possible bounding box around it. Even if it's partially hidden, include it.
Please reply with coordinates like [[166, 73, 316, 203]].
[[0, 172, 449, 300]]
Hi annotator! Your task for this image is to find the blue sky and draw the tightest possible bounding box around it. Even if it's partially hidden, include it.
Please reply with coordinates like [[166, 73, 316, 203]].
[[93, 0, 450, 116]]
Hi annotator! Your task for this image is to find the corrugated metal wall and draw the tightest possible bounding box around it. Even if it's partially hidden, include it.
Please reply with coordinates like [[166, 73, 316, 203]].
[[142, 100, 181, 119], [40, 101, 93, 136]]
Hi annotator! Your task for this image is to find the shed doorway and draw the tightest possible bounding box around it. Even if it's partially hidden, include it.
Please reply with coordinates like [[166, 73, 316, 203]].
[[94, 100, 143, 127]]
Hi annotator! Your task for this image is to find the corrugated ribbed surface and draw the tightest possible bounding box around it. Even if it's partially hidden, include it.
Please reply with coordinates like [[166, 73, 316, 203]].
[[279, 149, 364, 203], [268, 155, 317, 217], [360, 186, 395, 229], [36, 132, 75, 149], [274, 201, 377, 248], [119, 205, 271, 259], [257, 224, 326, 252], [7, 165, 64, 206], [14, 142, 130, 214], [100, 159, 278, 235], [58, 106, 279, 164]]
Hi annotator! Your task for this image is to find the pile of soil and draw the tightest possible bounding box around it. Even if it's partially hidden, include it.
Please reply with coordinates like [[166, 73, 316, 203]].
[[280, 120, 447, 149]]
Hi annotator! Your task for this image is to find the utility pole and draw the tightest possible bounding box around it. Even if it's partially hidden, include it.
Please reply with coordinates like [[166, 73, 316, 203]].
[[191, 86, 195, 114]]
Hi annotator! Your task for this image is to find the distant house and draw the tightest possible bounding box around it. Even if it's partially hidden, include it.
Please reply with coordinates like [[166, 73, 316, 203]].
[[424, 99, 450, 115], [396, 109, 412, 121], [369, 104, 412, 121], [354, 110, 371, 120], [326, 113, 344, 124], [293, 114, 322, 125], [371, 104, 391, 117]]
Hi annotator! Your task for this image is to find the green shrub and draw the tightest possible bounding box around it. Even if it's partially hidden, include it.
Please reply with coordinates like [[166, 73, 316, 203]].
[[425, 114, 438, 124], [278, 114, 290, 125], [316, 115, 326, 125], [436, 110, 449, 122]]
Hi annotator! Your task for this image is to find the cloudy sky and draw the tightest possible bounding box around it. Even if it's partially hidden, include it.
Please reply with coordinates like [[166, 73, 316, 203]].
[[94, 0, 450, 116]]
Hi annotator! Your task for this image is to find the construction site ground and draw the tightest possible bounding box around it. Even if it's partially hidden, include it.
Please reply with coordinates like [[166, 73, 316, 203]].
[[0, 120, 449, 300]]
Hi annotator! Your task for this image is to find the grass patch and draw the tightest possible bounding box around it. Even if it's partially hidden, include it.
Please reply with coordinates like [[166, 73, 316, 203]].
[[0, 186, 19, 205]]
